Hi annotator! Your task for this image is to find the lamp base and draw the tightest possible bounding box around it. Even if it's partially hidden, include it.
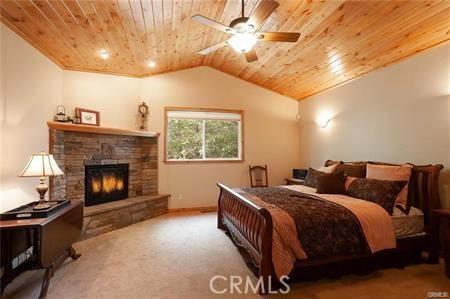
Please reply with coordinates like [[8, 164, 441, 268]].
[[33, 202, 51, 210], [34, 177, 50, 210]]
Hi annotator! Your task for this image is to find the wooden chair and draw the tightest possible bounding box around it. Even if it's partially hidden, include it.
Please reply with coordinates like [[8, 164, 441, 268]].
[[249, 165, 268, 187]]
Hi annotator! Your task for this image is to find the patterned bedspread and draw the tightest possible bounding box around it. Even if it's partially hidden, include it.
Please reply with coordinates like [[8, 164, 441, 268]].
[[240, 187, 369, 259]]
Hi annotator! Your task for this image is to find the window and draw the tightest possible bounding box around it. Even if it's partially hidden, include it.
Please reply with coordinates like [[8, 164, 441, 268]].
[[164, 108, 243, 162]]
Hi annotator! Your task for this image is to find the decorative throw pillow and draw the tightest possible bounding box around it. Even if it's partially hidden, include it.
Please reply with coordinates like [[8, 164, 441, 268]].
[[316, 171, 346, 194], [344, 176, 358, 191], [366, 163, 412, 206], [317, 163, 339, 173], [325, 160, 339, 167], [325, 161, 366, 177], [347, 178, 407, 214], [337, 163, 366, 178], [304, 168, 326, 188]]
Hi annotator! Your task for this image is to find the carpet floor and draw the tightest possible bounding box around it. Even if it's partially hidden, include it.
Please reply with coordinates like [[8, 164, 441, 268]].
[[2, 212, 449, 299]]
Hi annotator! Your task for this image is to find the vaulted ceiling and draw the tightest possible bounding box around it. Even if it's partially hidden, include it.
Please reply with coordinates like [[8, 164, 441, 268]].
[[1, 0, 449, 100]]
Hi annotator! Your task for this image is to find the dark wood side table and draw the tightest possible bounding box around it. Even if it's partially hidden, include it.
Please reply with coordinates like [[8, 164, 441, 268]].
[[284, 178, 305, 185], [431, 209, 450, 278], [0, 200, 83, 298]]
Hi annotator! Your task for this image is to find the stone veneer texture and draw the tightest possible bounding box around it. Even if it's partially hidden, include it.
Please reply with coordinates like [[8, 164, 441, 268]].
[[81, 196, 168, 240], [49, 129, 158, 202]]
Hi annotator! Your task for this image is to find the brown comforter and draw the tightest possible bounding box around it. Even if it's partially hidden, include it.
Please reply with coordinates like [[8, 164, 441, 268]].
[[236, 186, 396, 278], [240, 187, 368, 258]]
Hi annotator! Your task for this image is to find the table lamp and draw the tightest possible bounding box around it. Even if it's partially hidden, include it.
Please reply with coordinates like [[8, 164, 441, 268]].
[[18, 152, 64, 210]]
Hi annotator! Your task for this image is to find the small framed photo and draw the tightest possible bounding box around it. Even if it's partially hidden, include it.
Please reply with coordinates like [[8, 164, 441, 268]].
[[75, 108, 100, 126]]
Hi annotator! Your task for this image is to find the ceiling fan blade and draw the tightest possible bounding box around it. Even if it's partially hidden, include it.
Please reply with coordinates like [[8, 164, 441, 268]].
[[191, 14, 235, 33], [247, 0, 279, 30], [259, 32, 301, 42], [245, 50, 258, 63], [198, 41, 228, 55]]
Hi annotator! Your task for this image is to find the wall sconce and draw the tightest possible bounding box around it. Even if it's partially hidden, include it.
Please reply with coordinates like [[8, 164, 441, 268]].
[[315, 118, 331, 128]]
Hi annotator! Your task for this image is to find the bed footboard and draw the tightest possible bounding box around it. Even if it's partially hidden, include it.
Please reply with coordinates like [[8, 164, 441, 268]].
[[217, 183, 274, 294]]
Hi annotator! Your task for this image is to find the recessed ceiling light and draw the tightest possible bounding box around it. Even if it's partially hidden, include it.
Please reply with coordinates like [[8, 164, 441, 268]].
[[148, 60, 156, 68], [99, 49, 109, 60]]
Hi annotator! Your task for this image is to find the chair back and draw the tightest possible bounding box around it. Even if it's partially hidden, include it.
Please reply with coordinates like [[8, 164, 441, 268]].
[[249, 165, 268, 187]]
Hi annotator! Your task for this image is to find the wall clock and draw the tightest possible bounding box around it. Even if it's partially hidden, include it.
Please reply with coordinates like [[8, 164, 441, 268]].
[[137, 102, 149, 130], [138, 102, 149, 116]]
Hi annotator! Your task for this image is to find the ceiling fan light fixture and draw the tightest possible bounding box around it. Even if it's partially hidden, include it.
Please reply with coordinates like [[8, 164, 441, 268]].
[[193, 0, 297, 61], [228, 33, 258, 53]]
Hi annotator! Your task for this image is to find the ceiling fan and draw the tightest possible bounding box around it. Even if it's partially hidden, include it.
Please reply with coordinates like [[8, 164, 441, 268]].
[[191, 0, 301, 63]]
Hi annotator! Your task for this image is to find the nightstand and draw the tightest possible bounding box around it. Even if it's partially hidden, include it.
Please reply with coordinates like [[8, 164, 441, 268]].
[[0, 200, 83, 297], [284, 178, 304, 185], [431, 209, 450, 278]]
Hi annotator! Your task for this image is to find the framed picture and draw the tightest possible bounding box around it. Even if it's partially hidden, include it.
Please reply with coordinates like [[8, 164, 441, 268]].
[[75, 108, 100, 126]]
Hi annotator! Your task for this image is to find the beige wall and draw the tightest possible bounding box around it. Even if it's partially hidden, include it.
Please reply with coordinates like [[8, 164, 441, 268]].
[[299, 44, 450, 208], [63, 67, 300, 208], [0, 25, 63, 212]]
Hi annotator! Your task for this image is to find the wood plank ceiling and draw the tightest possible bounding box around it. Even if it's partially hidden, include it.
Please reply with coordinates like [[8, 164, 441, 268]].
[[1, 0, 449, 100]]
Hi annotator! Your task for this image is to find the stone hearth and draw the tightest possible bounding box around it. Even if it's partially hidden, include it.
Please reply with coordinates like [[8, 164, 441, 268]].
[[81, 195, 169, 240], [48, 121, 169, 239]]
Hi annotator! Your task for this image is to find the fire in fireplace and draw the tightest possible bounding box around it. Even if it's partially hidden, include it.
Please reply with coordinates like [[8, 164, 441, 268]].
[[85, 164, 129, 206]]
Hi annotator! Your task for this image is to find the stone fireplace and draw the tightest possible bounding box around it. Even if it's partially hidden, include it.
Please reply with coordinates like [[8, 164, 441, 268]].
[[48, 121, 169, 240], [49, 128, 158, 201]]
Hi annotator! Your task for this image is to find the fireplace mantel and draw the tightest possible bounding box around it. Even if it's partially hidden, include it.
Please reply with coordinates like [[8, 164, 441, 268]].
[[47, 121, 159, 138]]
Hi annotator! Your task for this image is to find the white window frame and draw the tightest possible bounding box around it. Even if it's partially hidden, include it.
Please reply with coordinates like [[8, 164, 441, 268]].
[[164, 107, 244, 163]]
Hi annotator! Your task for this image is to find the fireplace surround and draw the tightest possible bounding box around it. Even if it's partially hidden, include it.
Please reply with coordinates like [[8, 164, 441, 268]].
[[48, 121, 169, 240], [49, 125, 159, 201]]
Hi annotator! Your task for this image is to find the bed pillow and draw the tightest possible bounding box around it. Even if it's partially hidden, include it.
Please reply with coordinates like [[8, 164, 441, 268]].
[[304, 168, 326, 188], [347, 178, 407, 215], [316, 171, 346, 194], [327, 161, 366, 178], [344, 176, 358, 191], [366, 163, 412, 206], [337, 163, 366, 178], [317, 163, 339, 173]]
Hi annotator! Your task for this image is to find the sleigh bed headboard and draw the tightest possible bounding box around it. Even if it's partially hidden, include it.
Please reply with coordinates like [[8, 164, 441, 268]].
[[324, 160, 444, 230]]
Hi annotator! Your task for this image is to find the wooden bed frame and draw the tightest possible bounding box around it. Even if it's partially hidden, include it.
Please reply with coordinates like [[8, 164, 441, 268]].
[[217, 162, 444, 294]]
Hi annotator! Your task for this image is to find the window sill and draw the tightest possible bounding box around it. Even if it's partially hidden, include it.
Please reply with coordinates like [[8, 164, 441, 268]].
[[163, 159, 244, 164]]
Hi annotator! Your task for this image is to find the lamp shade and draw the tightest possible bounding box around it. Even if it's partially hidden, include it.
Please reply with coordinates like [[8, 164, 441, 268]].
[[19, 152, 64, 177]]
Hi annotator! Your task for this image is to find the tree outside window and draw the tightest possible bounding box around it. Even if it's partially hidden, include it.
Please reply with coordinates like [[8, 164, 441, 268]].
[[165, 108, 243, 162]]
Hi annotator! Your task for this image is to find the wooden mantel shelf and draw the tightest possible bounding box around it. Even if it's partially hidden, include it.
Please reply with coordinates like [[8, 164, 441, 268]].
[[47, 121, 160, 138]]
